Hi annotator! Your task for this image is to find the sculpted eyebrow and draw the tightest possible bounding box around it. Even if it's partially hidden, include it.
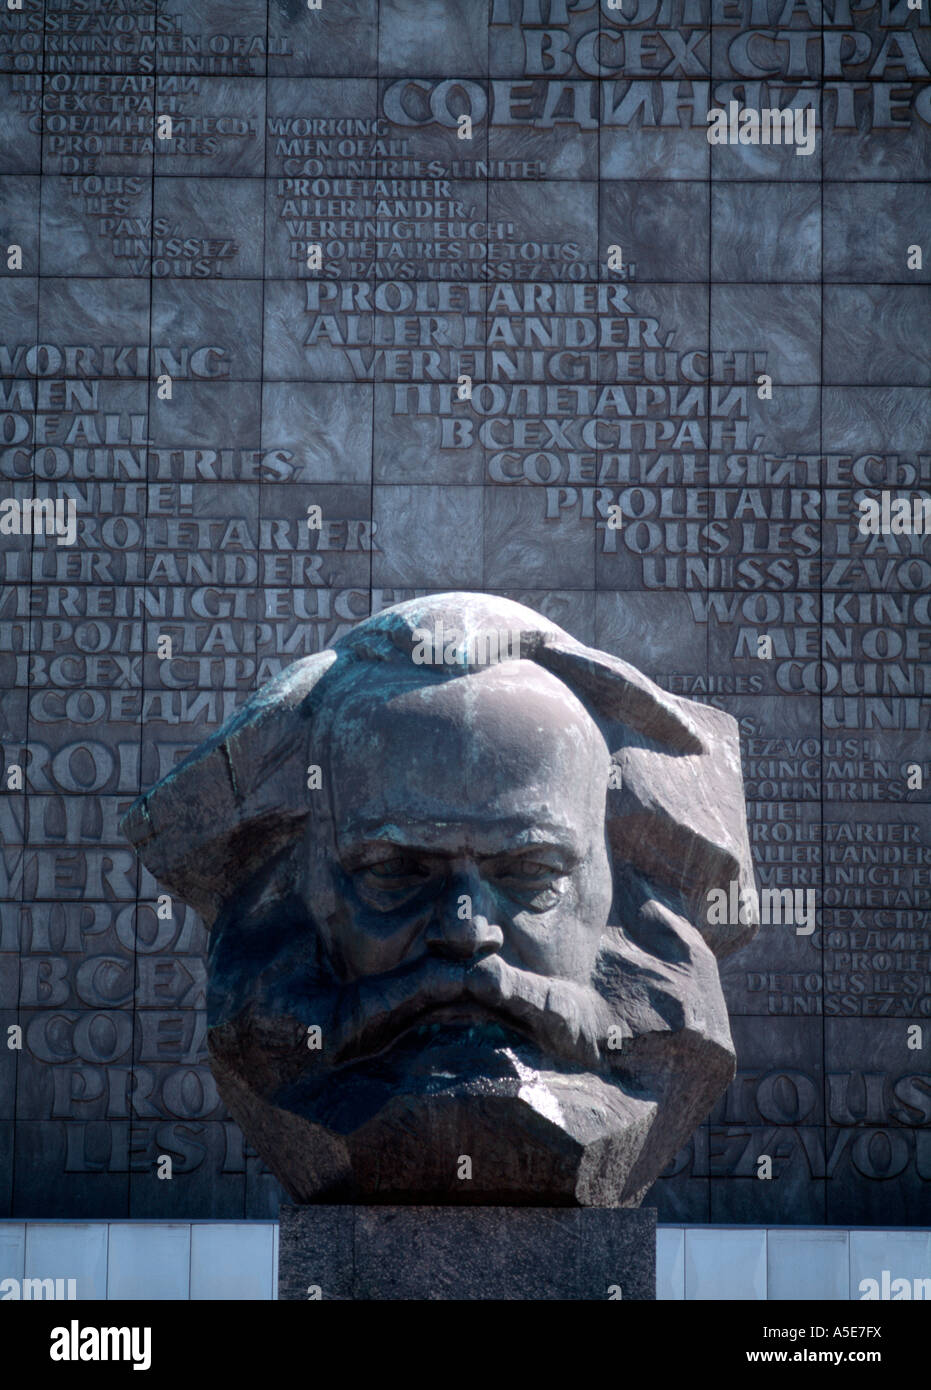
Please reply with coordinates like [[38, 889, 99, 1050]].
[[340, 842, 424, 872], [339, 833, 581, 872]]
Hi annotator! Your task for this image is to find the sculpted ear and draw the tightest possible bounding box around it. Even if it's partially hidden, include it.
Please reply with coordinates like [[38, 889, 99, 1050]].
[[119, 650, 337, 925]]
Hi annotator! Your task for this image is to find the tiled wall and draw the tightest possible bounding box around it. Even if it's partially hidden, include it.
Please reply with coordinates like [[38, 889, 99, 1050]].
[[0, 1220, 278, 1301], [2, 1222, 929, 1300], [660, 1227, 931, 1301]]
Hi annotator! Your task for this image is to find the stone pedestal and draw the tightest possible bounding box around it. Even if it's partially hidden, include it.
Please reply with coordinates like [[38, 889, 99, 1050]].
[[278, 1205, 656, 1300]]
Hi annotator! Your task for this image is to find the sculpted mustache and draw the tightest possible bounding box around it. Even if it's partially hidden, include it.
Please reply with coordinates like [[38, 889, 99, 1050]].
[[326, 954, 612, 1070]]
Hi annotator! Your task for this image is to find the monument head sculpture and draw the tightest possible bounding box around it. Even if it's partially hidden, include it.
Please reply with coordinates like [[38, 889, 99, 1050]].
[[122, 593, 758, 1205]]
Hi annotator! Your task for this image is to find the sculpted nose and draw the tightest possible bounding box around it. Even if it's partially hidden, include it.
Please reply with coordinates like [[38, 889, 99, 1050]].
[[425, 867, 504, 962]]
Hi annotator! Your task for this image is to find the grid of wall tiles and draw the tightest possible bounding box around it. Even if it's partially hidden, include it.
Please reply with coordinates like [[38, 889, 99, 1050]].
[[2, 1222, 929, 1300]]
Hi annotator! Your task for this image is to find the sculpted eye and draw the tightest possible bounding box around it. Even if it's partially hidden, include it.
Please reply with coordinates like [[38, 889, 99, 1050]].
[[348, 853, 436, 912], [507, 859, 561, 880], [362, 855, 430, 881], [485, 852, 572, 912], [492, 852, 569, 882]]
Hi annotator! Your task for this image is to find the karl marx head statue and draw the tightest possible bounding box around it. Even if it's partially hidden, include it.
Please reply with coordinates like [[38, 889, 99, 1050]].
[[122, 593, 758, 1206]]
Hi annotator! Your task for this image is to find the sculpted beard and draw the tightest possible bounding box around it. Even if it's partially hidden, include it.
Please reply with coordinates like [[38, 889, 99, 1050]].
[[294, 953, 612, 1073], [208, 902, 617, 1087], [205, 872, 732, 1204]]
